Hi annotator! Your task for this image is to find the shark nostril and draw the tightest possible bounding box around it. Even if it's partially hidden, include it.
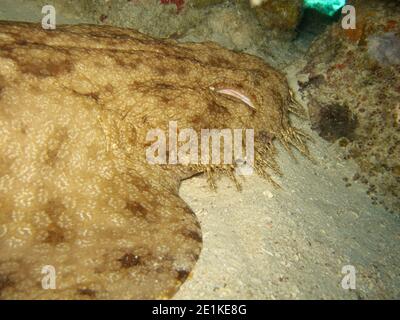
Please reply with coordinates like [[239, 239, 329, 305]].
[[210, 87, 256, 110]]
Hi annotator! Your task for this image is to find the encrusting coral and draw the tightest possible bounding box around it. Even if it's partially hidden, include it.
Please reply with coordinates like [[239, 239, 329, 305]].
[[0, 21, 307, 299], [299, 0, 400, 212]]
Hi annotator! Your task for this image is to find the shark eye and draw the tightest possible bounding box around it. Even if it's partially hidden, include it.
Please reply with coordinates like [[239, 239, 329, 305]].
[[210, 87, 256, 110]]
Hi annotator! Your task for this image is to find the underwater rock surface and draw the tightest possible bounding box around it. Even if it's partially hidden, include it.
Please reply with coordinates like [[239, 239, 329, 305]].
[[367, 32, 400, 66], [253, 0, 304, 37], [0, 21, 306, 299], [299, 0, 400, 212]]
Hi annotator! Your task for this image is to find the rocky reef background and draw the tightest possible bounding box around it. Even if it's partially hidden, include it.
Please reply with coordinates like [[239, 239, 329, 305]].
[[298, 0, 400, 213]]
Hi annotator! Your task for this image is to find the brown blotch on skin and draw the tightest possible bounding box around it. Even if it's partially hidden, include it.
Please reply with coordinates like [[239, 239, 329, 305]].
[[43, 199, 66, 221], [113, 56, 126, 67], [182, 207, 201, 227], [78, 288, 96, 298], [43, 199, 67, 245], [114, 55, 134, 68], [154, 65, 169, 77], [176, 269, 189, 282], [182, 229, 202, 243], [114, 55, 142, 69], [16, 39, 28, 46], [191, 114, 206, 126], [45, 127, 69, 166], [104, 84, 114, 94], [0, 274, 14, 294], [207, 102, 229, 115], [20, 125, 27, 135], [19, 58, 74, 78], [118, 253, 141, 268], [44, 223, 65, 244], [45, 147, 60, 165], [125, 200, 148, 217], [154, 83, 174, 91], [208, 55, 230, 67], [177, 65, 187, 75], [133, 57, 143, 65], [161, 96, 171, 104], [192, 253, 200, 261], [135, 179, 152, 194]]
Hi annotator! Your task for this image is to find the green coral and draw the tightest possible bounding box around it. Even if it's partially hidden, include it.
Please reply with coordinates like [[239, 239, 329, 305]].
[[304, 0, 346, 16]]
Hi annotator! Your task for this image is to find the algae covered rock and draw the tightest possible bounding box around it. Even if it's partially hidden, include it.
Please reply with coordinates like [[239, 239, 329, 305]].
[[253, 0, 304, 36], [299, 0, 400, 212]]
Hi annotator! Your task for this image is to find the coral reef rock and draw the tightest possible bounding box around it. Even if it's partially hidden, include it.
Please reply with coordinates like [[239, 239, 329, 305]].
[[299, 0, 400, 212], [253, 0, 304, 37]]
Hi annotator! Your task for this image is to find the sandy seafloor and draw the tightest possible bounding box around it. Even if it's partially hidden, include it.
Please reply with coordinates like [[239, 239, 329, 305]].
[[1, 0, 399, 299]]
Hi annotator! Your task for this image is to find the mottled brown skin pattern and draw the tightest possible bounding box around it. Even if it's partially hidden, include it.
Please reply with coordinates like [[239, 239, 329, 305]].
[[0, 22, 306, 299]]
